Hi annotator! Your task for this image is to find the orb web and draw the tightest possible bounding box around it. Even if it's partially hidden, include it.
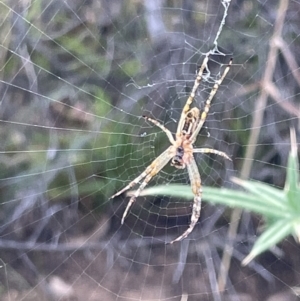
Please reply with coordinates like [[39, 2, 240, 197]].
[[0, 0, 300, 300]]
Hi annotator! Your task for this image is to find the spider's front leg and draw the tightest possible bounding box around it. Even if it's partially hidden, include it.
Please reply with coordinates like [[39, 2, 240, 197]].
[[110, 148, 173, 224], [121, 173, 152, 224], [170, 156, 202, 244]]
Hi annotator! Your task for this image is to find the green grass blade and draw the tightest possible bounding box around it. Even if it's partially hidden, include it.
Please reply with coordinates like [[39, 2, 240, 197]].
[[242, 219, 295, 265], [284, 128, 300, 211], [133, 184, 292, 219], [231, 177, 287, 209], [285, 148, 300, 211]]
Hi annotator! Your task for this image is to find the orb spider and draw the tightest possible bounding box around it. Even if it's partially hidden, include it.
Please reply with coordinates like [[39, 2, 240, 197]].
[[111, 55, 232, 243]]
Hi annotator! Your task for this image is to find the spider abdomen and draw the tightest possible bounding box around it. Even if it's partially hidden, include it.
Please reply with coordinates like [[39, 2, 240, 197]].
[[181, 108, 200, 137]]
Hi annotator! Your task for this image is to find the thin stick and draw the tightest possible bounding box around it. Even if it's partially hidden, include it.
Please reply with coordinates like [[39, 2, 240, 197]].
[[217, 0, 289, 292]]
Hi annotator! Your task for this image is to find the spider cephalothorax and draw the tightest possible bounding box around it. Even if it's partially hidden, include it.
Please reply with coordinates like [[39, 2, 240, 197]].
[[111, 55, 232, 243], [171, 146, 185, 168]]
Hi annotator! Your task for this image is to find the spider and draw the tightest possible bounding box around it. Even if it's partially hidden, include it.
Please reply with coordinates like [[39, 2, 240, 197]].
[[111, 55, 232, 244]]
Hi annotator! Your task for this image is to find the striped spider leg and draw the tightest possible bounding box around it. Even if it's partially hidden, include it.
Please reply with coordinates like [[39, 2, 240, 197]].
[[110, 118, 176, 224], [111, 55, 232, 243]]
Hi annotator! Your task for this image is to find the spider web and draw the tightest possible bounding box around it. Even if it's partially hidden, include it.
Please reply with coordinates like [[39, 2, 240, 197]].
[[1, 0, 300, 300]]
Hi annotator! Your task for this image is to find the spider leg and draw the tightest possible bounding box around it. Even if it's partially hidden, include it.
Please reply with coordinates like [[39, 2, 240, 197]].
[[170, 157, 202, 244], [143, 116, 175, 145], [110, 170, 149, 199], [193, 148, 232, 161], [176, 56, 210, 137], [190, 58, 232, 142], [110, 148, 173, 223], [121, 173, 152, 224]]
